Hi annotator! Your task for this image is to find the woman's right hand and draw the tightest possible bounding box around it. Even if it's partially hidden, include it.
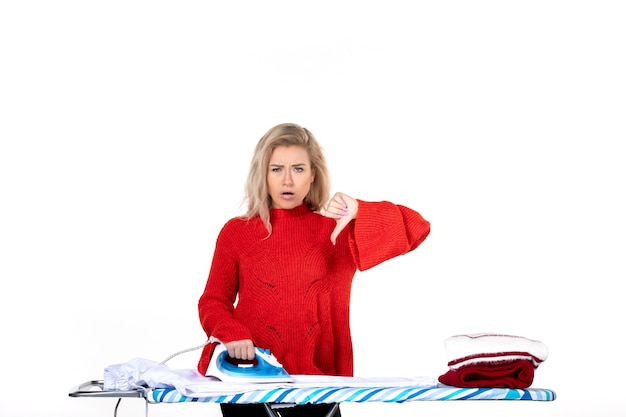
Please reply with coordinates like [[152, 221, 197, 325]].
[[224, 339, 255, 360]]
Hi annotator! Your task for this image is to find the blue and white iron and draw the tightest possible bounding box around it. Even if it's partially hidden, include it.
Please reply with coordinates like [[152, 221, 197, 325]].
[[206, 342, 293, 383]]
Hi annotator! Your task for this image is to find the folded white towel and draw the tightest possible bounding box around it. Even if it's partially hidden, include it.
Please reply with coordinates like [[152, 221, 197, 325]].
[[443, 333, 549, 369]]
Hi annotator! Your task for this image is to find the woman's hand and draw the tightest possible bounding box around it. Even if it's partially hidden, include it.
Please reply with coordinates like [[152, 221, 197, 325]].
[[224, 339, 255, 360], [318, 192, 359, 245]]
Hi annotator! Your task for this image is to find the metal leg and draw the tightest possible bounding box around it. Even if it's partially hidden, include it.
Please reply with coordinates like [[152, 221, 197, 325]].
[[263, 403, 281, 417], [323, 403, 340, 417], [265, 403, 340, 417]]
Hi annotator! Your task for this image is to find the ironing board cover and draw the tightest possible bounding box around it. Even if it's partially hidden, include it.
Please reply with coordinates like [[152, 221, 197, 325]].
[[97, 358, 555, 404], [147, 385, 556, 404]]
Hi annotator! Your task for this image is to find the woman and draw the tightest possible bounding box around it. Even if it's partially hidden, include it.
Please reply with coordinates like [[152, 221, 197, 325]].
[[198, 123, 430, 416]]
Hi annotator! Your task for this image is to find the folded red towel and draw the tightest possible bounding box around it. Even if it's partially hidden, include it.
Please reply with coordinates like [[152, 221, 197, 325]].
[[438, 359, 535, 389]]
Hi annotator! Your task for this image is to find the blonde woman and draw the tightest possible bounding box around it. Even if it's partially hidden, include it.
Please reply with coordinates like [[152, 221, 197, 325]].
[[198, 123, 430, 416]]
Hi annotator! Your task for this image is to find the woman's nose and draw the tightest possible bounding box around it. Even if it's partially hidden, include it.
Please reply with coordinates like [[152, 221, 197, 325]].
[[283, 171, 293, 184]]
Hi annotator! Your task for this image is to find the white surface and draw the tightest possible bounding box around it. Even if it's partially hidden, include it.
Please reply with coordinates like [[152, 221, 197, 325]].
[[1, 1, 624, 417]]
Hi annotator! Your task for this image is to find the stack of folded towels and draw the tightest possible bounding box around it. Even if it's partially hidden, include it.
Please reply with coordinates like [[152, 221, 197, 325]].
[[438, 333, 549, 389]]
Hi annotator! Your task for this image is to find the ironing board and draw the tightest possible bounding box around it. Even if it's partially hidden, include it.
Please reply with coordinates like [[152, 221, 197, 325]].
[[69, 379, 556, 417]]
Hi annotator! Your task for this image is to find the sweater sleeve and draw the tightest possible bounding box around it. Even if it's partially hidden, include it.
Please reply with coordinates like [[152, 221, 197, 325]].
[[349, 200, 430, 271], [198, 222, 253, 344]]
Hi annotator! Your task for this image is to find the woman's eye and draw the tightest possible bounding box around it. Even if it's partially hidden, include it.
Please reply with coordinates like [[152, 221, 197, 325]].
[[294, 167, 304, 173], [271, 167, 281, 173]]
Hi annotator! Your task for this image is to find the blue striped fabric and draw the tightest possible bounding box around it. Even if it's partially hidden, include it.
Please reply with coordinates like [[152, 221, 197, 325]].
[[147, 385, 556, 404]]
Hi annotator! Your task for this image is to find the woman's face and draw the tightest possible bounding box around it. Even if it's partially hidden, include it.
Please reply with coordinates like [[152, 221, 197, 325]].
[[267, 145, 315, 209]]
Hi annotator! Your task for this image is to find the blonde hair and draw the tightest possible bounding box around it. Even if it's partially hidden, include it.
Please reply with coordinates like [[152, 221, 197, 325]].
[[244, 123, 330, 235]]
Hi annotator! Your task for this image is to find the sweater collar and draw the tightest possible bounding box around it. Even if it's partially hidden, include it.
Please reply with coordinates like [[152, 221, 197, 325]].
[[270, 204, 312, 220]]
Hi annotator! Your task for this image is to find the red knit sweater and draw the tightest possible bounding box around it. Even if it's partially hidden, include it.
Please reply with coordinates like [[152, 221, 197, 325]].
[[197, 200, 430, 376]]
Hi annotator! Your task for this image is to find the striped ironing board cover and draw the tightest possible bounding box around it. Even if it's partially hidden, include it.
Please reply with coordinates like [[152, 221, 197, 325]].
[[147, 385, 556, 404]]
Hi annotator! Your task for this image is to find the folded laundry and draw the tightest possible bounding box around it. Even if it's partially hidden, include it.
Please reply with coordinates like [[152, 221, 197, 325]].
[[448, 351, 544, 370], [438, 359, 536, 389], [443, 333, 549, 366], [438, 333, 549, 389]]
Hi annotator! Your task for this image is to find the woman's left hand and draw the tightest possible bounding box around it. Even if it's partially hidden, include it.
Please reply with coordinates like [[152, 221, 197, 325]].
[[317, 192, 359, 245]]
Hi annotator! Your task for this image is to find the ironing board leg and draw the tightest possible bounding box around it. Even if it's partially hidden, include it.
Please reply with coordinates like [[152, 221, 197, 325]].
[[262, 403, 340, 417], [262, 403, 280, 417], [323, 403, 340, 417]]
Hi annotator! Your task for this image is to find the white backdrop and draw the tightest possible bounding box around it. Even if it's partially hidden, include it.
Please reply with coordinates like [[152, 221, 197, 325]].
[[1, 1, 624, 417]]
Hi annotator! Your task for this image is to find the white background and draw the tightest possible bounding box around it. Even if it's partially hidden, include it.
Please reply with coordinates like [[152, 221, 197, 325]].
[[1, 1, 624, 416]]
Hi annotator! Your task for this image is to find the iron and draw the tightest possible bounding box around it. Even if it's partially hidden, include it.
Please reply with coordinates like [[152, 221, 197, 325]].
[[206, 342, 293, 383]]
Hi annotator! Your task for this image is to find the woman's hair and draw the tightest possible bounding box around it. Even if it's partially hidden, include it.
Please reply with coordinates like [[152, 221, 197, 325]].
[[244, 123, 331, 235]]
